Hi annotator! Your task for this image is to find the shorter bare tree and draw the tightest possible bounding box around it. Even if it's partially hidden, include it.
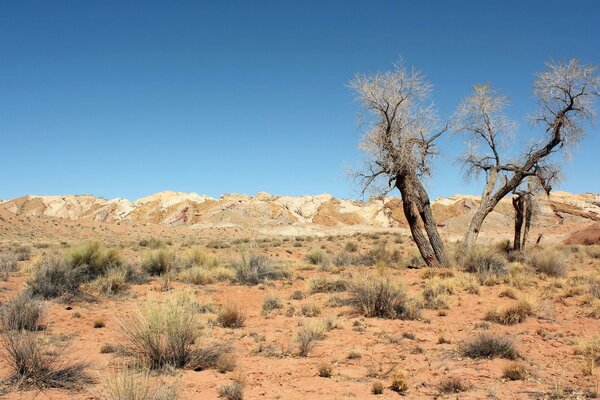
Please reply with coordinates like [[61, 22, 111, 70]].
[[350, 61, 448, 267], [453, 60, 599, 249]]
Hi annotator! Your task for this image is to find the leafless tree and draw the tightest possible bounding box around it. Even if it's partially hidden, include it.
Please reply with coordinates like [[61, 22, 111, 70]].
[[453, 59, 600, 249], [349, 61, 448, 267]]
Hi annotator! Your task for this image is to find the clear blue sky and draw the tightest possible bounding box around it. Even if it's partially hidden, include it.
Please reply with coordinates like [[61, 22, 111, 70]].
[[1, 1, 598, 201]]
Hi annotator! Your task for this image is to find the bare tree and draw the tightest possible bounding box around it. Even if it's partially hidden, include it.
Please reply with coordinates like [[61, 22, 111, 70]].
[[453, 59, 599, 249], [350, 61, 448, 267]]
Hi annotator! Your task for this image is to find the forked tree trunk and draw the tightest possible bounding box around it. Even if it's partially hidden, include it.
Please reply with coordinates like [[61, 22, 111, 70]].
[[396, 172, 446, 268]]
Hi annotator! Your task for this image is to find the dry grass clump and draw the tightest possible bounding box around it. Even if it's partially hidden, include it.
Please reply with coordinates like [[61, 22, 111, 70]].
[[344, 241, 358, 252], [141, 248, 177, 276], [317, 362, 333, 378], [296, 320, 326, 356], [308, 277, 349, 294], [422, 277, 456, 309], [187, 342, 234, 371], [232, 254, 287, 285], [0, 291, 44, 332], [139, 237, 166, 249], [94, 267, 131, 295], [178, 265, 234, 285], [459, 333, 518, 359], [485, 298, 536, 325], [0, 253, 18, 280], [460, 246, 508, 282], [14, 246, 32, 262], [305, 249, 327, 265], [261, 295, 283, 315], [0, 332, 91, 390], [27, 255, 84, 299], [438, 376, 468, 394], [389, 369, 409, 393], [102, 367, 177, 400], [218, 381, 244, 400], [349, 277, 420, 320], [527, 249, 567, 277], [118, 294, 198, 369], [502, 362, 528, 380], [217, 303, 246, 328], [576, 334, 600, 368], [371, 381, 384, 395]]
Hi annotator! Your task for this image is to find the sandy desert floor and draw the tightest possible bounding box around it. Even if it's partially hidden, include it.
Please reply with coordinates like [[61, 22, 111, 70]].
[[0, 227, 599, 400]]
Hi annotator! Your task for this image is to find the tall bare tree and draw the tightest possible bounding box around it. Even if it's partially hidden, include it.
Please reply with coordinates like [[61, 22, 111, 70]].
[[350, 61, 448, 267], [453, 60, 599, 249]]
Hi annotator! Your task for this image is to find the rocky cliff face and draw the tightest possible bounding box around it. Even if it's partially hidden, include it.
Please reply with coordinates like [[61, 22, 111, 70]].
[[1, 191, 599, 231]]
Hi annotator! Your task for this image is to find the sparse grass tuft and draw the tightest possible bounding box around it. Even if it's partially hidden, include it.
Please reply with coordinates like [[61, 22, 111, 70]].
[[296, 321, 326, 356], [461, 247, 508, 282], [460, 333, 518, 359], [485, 299, 535, 325], [0, 332, 91, 390], [0, 291, 44, 332], [27, 255, 84, 299], [261, 295, 283, 315], [217, 303, 246, 328], [371, 381, 384, 395], [305, 249, 327, 265], [349, 277, 420, 320], [438, 376, 468, 394], [141, 248, 177, 276], [308, 277, 349, 294], [527, 250, 567, 277], [389, 369, 409, 393], [232, 254, 287, 285], [102, 367, 177, 400], [502, 362, 528, 381], [218, 381, 244, 400], [317, 362, 333, 378]]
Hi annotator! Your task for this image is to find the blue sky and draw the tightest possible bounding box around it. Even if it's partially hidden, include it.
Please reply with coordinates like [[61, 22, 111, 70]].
[[1, 1, 598, 201]]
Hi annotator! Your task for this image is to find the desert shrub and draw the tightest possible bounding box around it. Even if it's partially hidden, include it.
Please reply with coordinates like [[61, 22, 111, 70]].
[[576, 334, 600, 367], [461, 247, 508, 281], [218, 381, 244, 400], [261, 295, 283, 315], [0, 332, 90, 390], [184, 246, 219, 269], [438, 376, 468, 393], [65, 241, 122, 279], [459, 333, 518, 359], [139, 237, 166, 249], [217, 303, 246, 328], [300, 303, 321, 317], [527, 250, 566, 277], [305, 249, 326, 265], [102, 367, 176, 400], [371, 381, 384, 395], [178, 266, 234, 285], [389, 369, 409, 393], [290, 290, 306, 300], [187, 342, 233, 371], [207, 240, 230, 249], [422, 277, 456, 309], [502, 362, 528, 380], [308, 277, 349, 294], [100, 343, 121, 354], [345, 242, 358, 253], [0, 253, 18, 280], [349, 277, 420, 320], [317, 362, 333, 378], [485, 299, 535, 325], [141, 248, 177, 276], [118, 294, 198, 369], [27, 255, 84, 299], [232, 254, 287, 285], [296, 321, 326, 356], [0, 291, 44, 331], [94, 267, 130, 295], [332, 252, 353, 267], [14, 246, 32, 261], [589, 276, 600, 299]]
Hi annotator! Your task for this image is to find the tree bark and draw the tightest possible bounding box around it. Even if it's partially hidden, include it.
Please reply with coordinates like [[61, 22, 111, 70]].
[[513, 196, 524, 251], [396, 173, 445, 268], [521, 194, 532, 249]]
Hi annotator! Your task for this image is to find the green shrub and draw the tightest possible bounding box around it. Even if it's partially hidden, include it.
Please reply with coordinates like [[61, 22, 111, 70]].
[[141, 249, 177, 276], [65, 241, 122, 279]]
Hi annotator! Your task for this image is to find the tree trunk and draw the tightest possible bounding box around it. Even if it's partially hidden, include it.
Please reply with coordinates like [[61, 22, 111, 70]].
[[413, 178, 447, 265], [521, 194, 532, 249], [396, 173, 446, 268], [512, 196, 524, 251]]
